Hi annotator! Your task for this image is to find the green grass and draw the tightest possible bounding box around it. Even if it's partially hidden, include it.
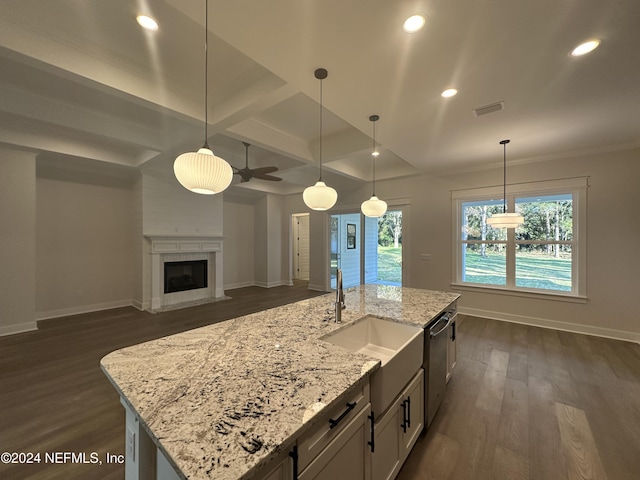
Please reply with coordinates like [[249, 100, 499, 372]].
[[464, 251, 572, 291], [377, 246, 402, 284]]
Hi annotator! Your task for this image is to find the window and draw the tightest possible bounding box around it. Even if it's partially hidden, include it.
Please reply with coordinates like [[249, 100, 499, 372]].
[[452, 178, 587, 299]]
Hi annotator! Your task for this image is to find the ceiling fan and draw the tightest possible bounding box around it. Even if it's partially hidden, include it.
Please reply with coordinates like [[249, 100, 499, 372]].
[[233, 142, 282, 183]]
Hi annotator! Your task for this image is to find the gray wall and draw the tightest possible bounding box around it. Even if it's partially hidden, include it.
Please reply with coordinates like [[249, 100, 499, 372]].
[[36, 165, 135, 320], [336, 147, 640, 342], [0, 148, 36, 335]]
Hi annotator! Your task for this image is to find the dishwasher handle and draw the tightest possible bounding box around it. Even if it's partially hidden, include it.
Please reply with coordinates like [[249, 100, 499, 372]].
[[429, 314, 453, 339]]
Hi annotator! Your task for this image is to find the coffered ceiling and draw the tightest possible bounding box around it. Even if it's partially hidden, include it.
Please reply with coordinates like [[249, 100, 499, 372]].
[[1, 0, 639, 199]]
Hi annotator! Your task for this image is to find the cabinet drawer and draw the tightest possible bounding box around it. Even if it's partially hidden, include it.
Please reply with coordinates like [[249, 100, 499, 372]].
[[297, 382, 370, 471]]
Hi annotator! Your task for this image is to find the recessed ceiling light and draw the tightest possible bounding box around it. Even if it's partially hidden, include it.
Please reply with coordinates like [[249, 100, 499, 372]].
[[136, 15, 159, 31], [441, 88, 458, 98], [403, 14, 426, 33], [571, 39, 600, 56]]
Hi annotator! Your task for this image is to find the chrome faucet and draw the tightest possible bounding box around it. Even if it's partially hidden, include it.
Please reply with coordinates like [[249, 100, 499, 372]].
[[335, 268, 346, 322]]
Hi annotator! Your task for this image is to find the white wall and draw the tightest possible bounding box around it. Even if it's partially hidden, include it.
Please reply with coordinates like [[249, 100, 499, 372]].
[[0, 148, 36, 335], [338, 147, 640, 342], [35, 166, 134, 320], [141, 166, 223, 237], [253, 194, 285, 288], [223, 201, 255, 289], [139, 165, 224, 309]]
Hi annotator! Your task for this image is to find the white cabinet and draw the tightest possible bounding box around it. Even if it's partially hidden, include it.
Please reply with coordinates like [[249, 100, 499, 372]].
[[296, 383, 371, 480], [371, 397, 403, 480], [299, 404, 372, 480], [446, 316, 457, 383], [371, 369, 424, 480], [259, 449, 293, 480]]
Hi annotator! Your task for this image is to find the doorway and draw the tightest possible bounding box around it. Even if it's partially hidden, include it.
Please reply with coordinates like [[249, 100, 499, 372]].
[[330, 209, 403, 289], [369, 210, 403, 286], [292, 213, 310, 282]]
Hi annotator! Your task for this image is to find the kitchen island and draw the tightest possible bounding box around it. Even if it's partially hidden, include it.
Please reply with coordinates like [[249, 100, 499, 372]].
[[101, 285, 459, 480]]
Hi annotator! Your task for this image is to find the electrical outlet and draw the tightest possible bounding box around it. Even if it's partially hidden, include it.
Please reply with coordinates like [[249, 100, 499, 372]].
[[127, 427, 136, 461]]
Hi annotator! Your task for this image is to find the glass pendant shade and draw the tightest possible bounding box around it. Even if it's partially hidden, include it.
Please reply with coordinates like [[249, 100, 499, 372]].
[[361, 195, 388, 217], [174, 147, 233, 195], [303, 181, 338, 211], [487, 212, 524, 229], [487, 139, 524, 229]]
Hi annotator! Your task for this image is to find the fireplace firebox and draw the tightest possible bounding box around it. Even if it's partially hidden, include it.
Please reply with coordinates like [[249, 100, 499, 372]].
[[164, 260, 208, 294]]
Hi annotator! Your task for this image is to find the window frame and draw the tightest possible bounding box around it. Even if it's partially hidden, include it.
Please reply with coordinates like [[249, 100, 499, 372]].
[[451, 177, 588, 301]]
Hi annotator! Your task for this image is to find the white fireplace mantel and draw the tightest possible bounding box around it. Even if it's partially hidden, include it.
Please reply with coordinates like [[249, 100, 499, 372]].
[[145, 236, 225, 311]]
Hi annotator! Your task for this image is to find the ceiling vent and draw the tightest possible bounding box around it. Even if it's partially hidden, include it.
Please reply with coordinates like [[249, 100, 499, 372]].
[[473, 101, 504, 117]]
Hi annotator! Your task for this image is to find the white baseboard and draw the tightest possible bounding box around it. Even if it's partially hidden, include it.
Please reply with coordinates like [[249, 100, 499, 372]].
[[131, 299, 145, 311], [0, 321, 38, 337], [308, 283, 327, 292], [224, 281, 255, 290], [459, 306, 640, 344], [254, 280, 287, 288], [35, 299, 133, 321]]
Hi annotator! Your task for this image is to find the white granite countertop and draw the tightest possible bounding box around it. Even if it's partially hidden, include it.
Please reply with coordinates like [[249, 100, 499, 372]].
[[100, 285, 459, 480]]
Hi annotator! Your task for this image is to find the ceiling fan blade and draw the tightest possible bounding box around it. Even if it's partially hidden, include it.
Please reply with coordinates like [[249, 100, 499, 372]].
[[250, 166, 278, 175], [253, 173, 282, 181]]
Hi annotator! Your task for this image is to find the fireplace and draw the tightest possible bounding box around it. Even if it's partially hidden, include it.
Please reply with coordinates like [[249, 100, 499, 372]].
[[146, 236, 225, 312], [164, 260, 208, 294]]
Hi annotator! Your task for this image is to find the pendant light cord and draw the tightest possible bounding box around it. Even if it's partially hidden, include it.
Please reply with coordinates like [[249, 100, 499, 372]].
[[318, 76, 323, 181], [369, 114, 380, 196], [203, 0, 209, 149], [500, 139, 510, 214], [372, 119, 376, 196]]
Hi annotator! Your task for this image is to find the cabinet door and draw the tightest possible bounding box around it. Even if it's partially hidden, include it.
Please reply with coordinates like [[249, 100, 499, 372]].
[[260, 449, 293, 480], [299, 404, 371, 480], [401, 369, 424, 457], [371, 399, 403, 480]]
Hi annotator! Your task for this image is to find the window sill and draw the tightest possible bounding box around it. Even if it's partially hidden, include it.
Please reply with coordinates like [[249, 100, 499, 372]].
[[450, 283, 588, 304]]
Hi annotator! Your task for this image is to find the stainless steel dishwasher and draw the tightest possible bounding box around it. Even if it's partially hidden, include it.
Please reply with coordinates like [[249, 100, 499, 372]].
[[425, 311, 454, 427]]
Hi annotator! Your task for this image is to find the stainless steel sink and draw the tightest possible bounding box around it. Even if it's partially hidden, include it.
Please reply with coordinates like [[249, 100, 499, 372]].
[[321, 315, 424, 413]]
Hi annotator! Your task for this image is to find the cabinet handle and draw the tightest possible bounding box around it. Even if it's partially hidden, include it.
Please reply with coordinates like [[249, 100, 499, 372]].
[[451, 320, 456, 341], [368, 412, 375, 453], [329, 401, 357, 429], [289, 445, 298, 480], [406, 396, 411, 429], [400, 400, 407, 433]]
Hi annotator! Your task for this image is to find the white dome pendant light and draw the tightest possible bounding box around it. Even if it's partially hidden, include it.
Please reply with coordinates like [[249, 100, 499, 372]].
[[361, 114, 387, 218], [174, 0, 232, 195], [487, 139, 524, 229], [303, 68, 338, 210]]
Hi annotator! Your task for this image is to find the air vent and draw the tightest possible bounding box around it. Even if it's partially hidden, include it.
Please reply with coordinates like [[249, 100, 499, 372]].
[[473, 101, 504, 117]]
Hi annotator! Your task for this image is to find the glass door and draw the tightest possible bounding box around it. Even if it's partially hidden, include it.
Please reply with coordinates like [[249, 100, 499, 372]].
[[330, 209, 403, 289], [364, 210, 403, 286]]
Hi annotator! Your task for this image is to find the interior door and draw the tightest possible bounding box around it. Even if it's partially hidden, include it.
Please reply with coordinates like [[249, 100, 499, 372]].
[[294, 214, 310, 281]]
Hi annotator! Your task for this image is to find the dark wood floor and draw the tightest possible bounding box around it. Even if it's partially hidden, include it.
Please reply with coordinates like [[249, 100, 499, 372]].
[[1, 285, 639, 480], [398, 316, 640, 480], [0, 282, 325, 480]]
